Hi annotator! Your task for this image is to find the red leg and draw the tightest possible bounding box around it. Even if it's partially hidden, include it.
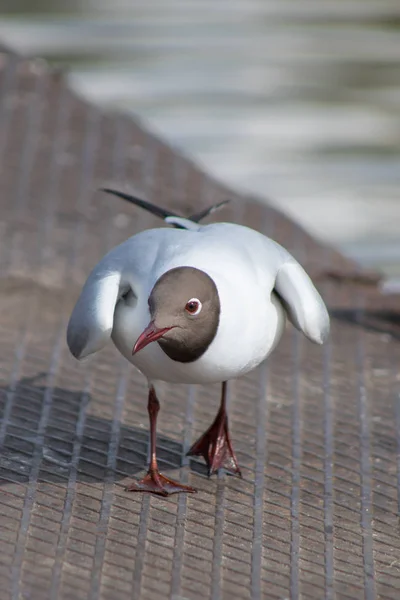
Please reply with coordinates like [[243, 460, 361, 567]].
[[126, 386, 196, 496], [187, 382, 242, 477]]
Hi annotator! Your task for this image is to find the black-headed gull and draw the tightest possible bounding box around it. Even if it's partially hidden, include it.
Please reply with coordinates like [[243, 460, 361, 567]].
[[67, 190, 330, 496]]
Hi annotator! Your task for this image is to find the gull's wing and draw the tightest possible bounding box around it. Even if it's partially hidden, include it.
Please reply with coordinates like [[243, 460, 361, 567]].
[[67, 265, 124, 360], [274, 259, 330, 344], [203, 223, 330, 345]]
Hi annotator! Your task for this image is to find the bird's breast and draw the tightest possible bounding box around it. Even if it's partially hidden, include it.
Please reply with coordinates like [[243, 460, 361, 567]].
[[112, 288, 285, 384]]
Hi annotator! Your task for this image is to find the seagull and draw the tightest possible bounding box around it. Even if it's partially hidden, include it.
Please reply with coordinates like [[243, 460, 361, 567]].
[[67, 189, 330, 496]]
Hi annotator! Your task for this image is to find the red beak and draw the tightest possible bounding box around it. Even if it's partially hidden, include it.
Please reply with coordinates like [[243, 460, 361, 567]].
[[132, 321, 173, 355]]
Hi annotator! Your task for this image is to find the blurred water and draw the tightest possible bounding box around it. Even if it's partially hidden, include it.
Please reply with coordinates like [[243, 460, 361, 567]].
[[0, 1, 399, 277]]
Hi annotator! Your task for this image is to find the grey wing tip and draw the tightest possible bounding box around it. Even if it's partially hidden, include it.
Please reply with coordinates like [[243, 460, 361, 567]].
[[66, 322, 89, 360], [317, 329, 329, 345], [317, 311, 331, 345]]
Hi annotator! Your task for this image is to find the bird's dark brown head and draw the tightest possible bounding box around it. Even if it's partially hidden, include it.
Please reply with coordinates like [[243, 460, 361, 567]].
[[133, 266, 220, 363]]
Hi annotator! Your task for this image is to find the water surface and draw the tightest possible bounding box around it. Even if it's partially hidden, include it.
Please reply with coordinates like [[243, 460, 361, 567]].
[[1, 1, 399, 278]]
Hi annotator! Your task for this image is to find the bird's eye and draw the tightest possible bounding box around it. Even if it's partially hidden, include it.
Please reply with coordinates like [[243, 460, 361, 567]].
[[185, 298, 202, 316]]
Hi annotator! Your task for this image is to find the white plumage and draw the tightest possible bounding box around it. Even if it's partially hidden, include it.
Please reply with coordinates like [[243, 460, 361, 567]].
[[67, 219, 329, 382], [67, 195, 330, 495]]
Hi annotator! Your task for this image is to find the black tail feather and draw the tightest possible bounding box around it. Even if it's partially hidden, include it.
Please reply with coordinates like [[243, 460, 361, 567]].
[[101, 188, 230, 227]]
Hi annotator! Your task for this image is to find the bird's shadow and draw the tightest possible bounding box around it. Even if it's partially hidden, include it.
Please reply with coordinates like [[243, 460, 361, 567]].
[[0, 373, 207, 487]]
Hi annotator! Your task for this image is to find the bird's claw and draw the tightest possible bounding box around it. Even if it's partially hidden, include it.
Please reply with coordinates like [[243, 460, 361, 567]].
[[126, 469, 196, 497]]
